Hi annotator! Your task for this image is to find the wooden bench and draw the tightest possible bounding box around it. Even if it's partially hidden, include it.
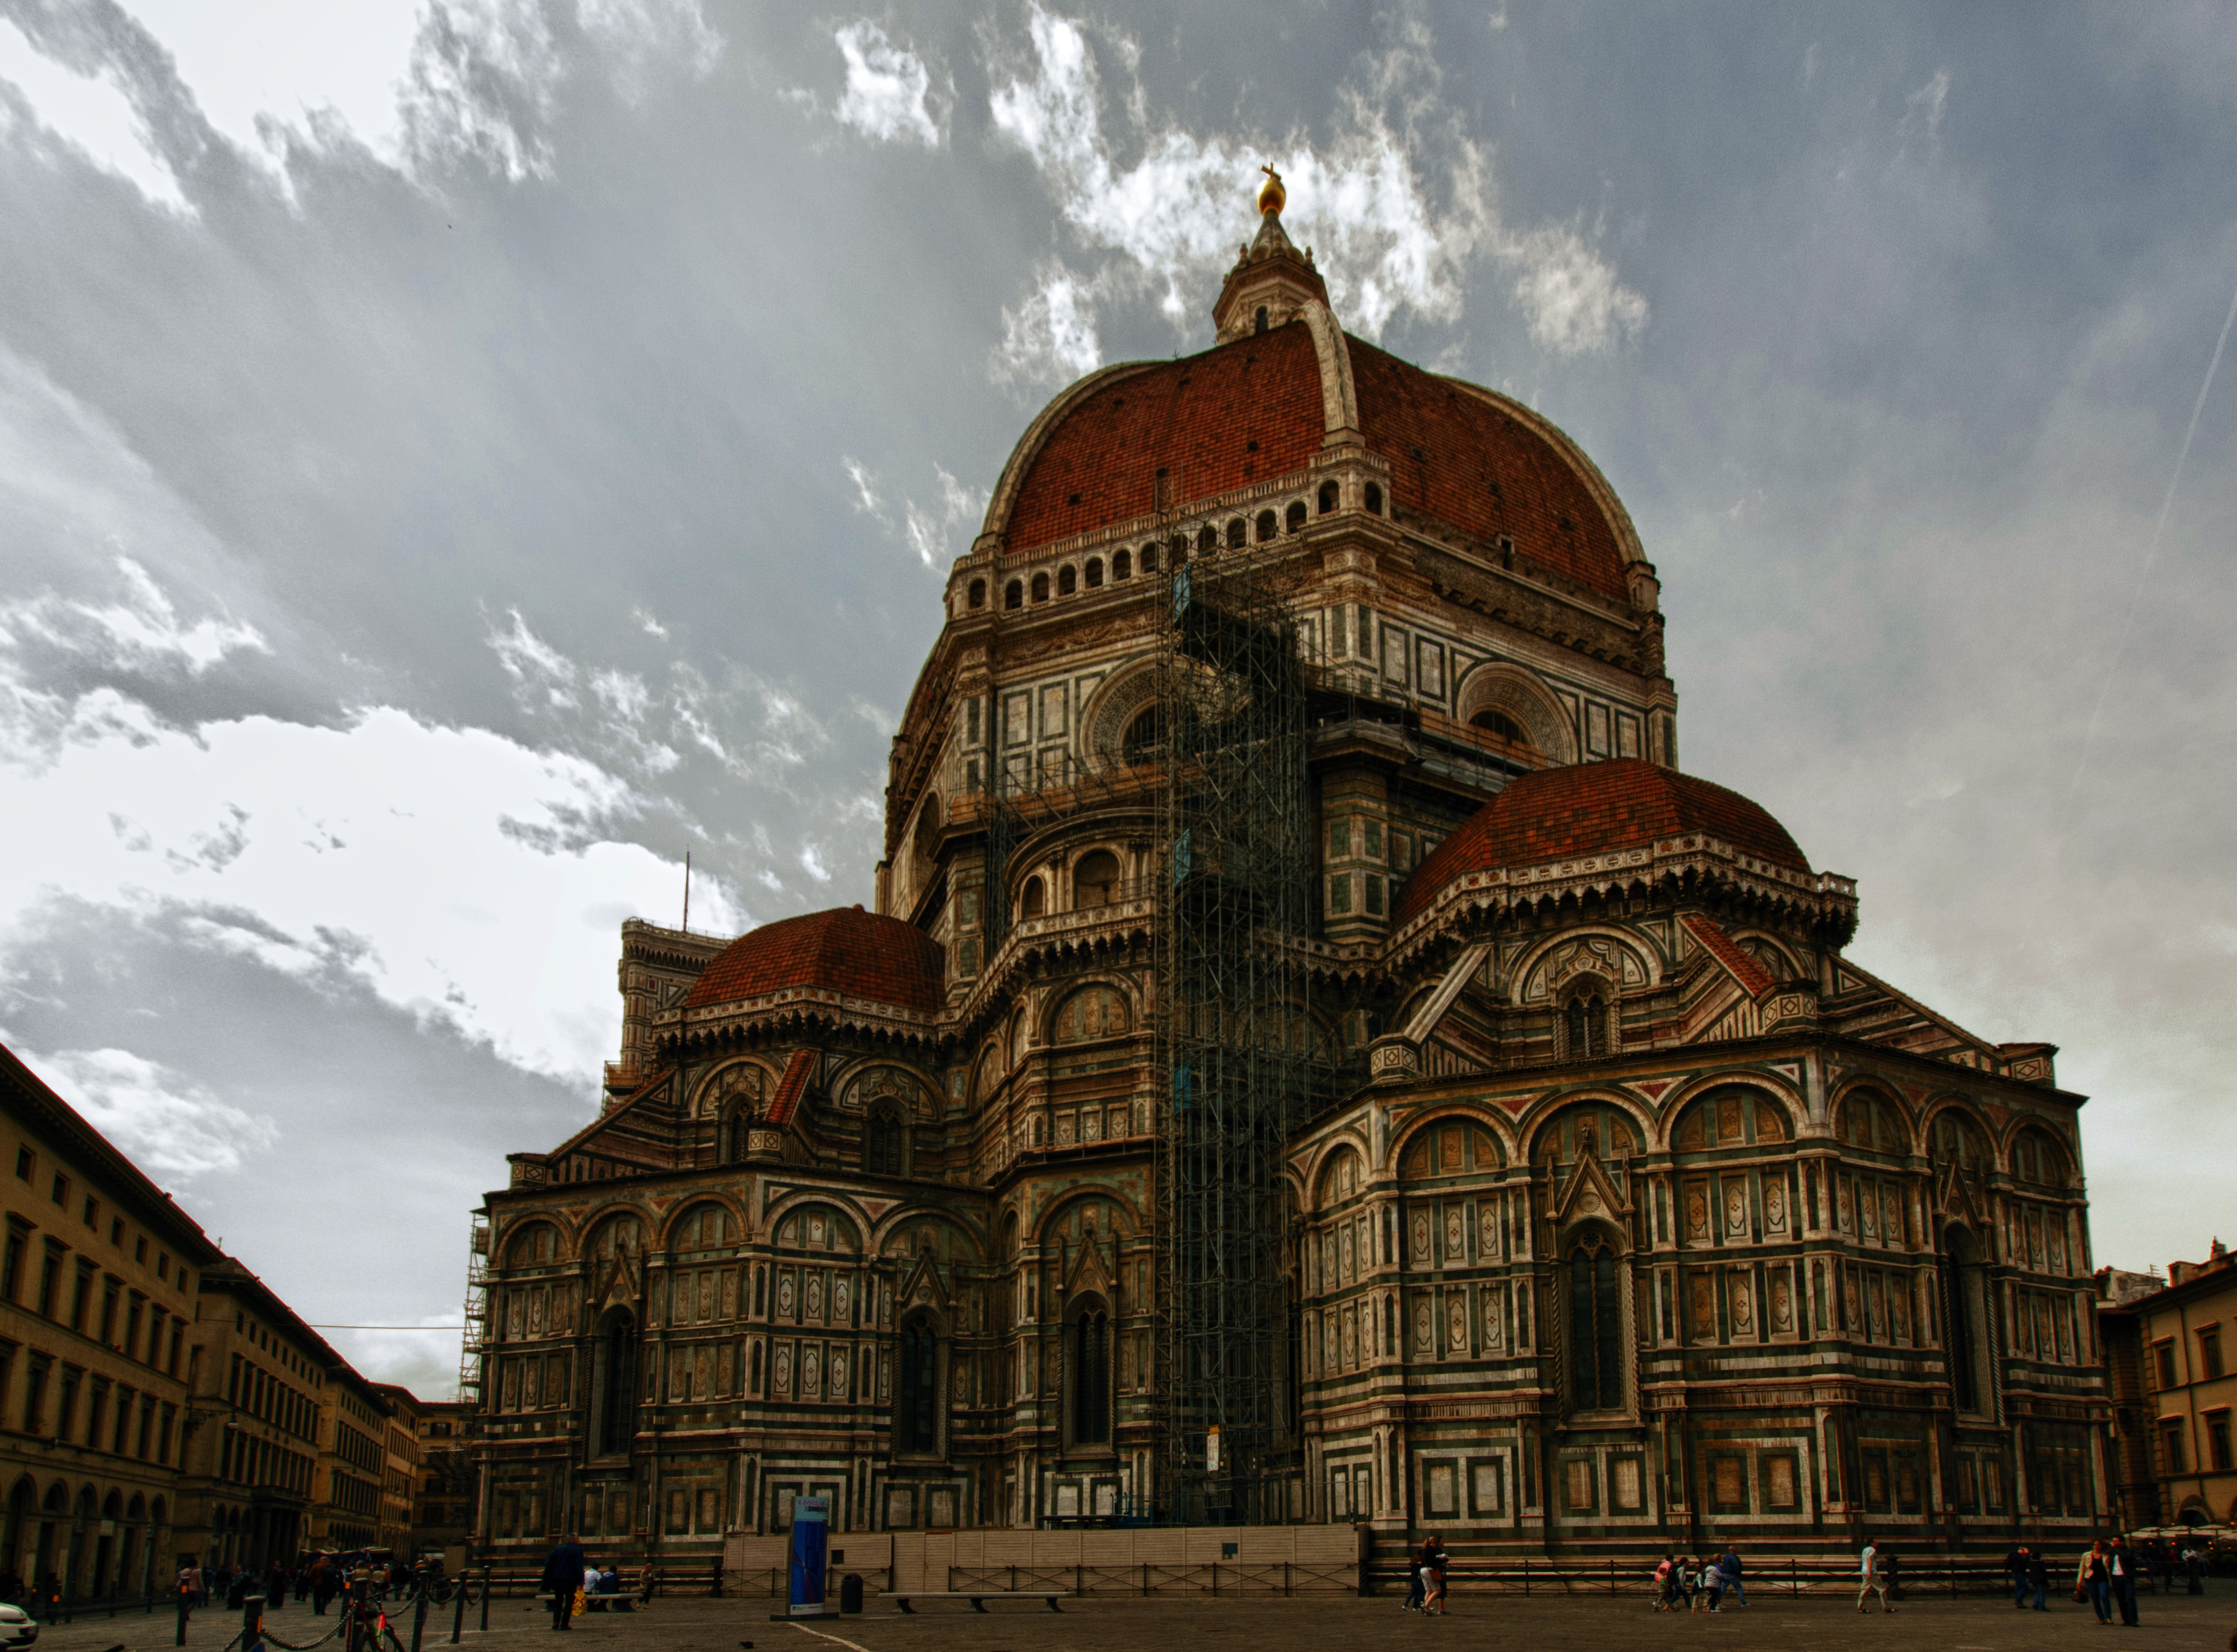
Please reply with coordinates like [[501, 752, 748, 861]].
[[892, 1592, 1065, 1614]]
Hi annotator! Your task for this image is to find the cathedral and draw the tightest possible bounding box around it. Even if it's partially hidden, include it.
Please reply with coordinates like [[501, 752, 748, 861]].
[[468, 174, 2109, 1567]]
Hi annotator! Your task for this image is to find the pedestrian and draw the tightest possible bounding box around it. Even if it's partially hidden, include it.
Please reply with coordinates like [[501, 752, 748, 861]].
[[1422, 1537, 1448, 1616], [2108, 1537, 2139, 1627], [1720, 1543, 1747, 1610], [2182, 1541, 2204, 1595], [2027, 1549, 2050, 1611], [1701, 1555, 1726, 1614], [2007, 1544, 2032, 1609], [1402, 1537, 1430, 1612], [308, 1556, 334, 1616], [1653, 1554, 1676, 1612], [541, 1534, 585, 1633], [636, 1562, 655, 1605], [1856, 1537, 1893, 1614], [2078, 1541, 2112, 1623]]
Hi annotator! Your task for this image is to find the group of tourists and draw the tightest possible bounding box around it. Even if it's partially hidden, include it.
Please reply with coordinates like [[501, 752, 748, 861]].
[[1653, 1547, 1749, 1612], [537, 1537, 654, 1631], [169, 1552, 443, 1616]]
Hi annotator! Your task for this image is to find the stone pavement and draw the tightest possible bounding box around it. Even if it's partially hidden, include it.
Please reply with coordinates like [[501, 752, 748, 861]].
[[14, 1591, 2234, 1652]]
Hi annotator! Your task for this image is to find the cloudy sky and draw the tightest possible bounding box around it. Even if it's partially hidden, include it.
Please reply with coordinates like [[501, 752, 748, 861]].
[[1, 1, 2232, 1397]]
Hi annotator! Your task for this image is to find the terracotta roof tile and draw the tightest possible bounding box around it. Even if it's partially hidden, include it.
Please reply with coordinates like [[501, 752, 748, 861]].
[[1000, 323, 1633, 605], [1004, 324, 1325, 551], [765, 1048, 817, 1127], [1348, 338, 1629, 602], [683, 907, 943, 1013], [1397, 759, 1812, 924], [1680, 912, 1778, 998]]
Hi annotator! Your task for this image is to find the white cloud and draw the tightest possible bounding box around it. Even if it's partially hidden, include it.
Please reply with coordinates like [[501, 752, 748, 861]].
[[0, 698, 741, 1087], [1900, 67, 1951, 150], [0, 17, 190, 212], [831, 21, 942, 147], [984, 5, 1645, 353], [901, 466, 989, 569], [842, 456, 888, 523], [799, 843, 830, 882], [15, 1045, 278, 1178], [1505, 222, 1651, 354], [0, 556, 267, 680], [992, 261, 1103, 389]]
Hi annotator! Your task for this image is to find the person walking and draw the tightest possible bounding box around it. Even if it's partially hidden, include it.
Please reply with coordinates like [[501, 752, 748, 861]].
[[541, 1535, 585, 1633], [1700, 1554, 1726, 1614], [2007, 1544, 2032, 1609], [1422, 1536, 1449, 1616], [2181, 1540, 2204, 1595], [2026, 1549, 2050, 1611], [1857, 1538, 1893, 1613], [1402, 1537, 1430, 1612], [2078, 1541, 2112, 1623], [308, 1556, 334, 1616], [2108, 1537, 2139, 1627], [1719, 1543, 1747, 1610], [1653, 1555, 1677, 1612]]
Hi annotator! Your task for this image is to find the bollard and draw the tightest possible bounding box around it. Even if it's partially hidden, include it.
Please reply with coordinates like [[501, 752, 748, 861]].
[[478, 1569, 490, 1633], [174, 1592, 190, 1647], [411, 1588, 429, 1652], [449, 1578, 467, 1646], [243, 1593, 266, 1652]]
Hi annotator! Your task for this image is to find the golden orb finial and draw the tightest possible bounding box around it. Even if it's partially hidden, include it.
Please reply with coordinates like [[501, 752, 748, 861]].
[[1256, 165, 1285, 217]]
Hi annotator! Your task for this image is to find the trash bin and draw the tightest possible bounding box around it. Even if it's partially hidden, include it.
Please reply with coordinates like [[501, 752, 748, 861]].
[[839, 1574, 863, 1616]]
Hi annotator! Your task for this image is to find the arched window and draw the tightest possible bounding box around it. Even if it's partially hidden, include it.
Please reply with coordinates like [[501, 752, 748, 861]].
[[1057, 565, 1077, 596], [1471, 709, 1531, 748], [1562, 987, 1611, 1059], [671, 1204, 728, 1252], [1141, 543, 1160, 574], [1286, 500, 1308, 532], [967, 579, 986, 610], [1565, 1234, 1624, 1412], [1073, 849, 1122, 908], [1938, 1229, 1983, 1412], [507, 1223, 558, 1267], [864, 1104, 907, 1178], [1364, 482, 1383, 515], [1004, 580, 1023, 610], [594, 1308, 638, 1455], [1168, 533, 1189, 564], [1071, 1304, 1112, 1445], [1020, 875, 1046, 918], [1318, 480, 1338, 514], [1122, 707, 1166, 768], [1085, 557, 1104, 588], [1113, 549, 1132, 580], [1227, 517, 1247, 549], [1030, 573, 1050, 602], [1197, 525, 1217, 555], [897, 1314, 941, 1454], [1254, 305, 1269, 334], [1255, 510, 1278, 543]]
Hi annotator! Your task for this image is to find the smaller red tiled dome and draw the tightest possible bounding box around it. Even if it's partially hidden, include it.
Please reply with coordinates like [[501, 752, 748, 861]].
[[1398, 760, 1811, 924], [684, 908, 943, 1012]]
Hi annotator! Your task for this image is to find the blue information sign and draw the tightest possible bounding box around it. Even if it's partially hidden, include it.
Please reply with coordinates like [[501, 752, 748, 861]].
[[787, 1496, 829, 1616]]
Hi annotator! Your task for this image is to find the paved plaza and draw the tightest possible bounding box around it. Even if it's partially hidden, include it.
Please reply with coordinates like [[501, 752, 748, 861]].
[[16, 1590, 2234, 1652]]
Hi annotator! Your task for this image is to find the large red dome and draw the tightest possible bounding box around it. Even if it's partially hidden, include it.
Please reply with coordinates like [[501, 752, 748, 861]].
[[1396, 760, 1812, 925], [986, 323, 1641, 606], [684, 908, 943, 1012]]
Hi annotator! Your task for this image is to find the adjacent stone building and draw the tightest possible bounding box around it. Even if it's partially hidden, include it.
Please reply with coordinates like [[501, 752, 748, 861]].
[[471, 180, 2109, 1567], [2099, 1244, 2237, 1529], [0, 1045, 218, 1594]]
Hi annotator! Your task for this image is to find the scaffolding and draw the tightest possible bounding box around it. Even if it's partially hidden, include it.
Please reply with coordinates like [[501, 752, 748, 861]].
[[1152, 543, 1323, 1524], [458, 1216, 489, 1404]]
